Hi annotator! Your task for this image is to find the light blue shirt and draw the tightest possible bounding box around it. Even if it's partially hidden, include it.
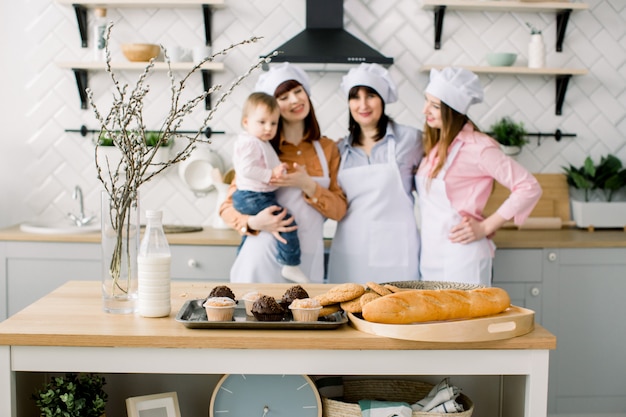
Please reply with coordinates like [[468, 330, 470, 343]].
[[337, 122, 423, 196]]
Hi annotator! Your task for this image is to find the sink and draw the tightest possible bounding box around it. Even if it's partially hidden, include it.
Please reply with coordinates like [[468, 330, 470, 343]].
[[20, 221, 100, 235]]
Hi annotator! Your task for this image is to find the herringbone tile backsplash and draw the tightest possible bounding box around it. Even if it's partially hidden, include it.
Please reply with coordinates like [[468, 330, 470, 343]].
[[1, 0, 624, 227]]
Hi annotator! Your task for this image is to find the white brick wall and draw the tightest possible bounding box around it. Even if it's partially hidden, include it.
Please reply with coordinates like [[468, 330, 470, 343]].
[[0, 0, 624, 227]]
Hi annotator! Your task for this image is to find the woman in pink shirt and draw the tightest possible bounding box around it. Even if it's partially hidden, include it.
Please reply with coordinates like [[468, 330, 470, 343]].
[[416, 67, 542, 286]]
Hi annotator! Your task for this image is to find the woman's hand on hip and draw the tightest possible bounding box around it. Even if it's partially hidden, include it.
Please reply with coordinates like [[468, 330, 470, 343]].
[[449, 216, 486, 244], [270, 163, 317, 197], [247, 205, 296, 244], [449, 213, 507, 244]]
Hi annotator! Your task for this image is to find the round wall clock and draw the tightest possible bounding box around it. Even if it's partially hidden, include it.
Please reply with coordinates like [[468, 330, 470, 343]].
[[209, 374, 322, 417]]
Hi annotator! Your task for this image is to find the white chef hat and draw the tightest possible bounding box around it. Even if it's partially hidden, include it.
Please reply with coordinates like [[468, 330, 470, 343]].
[[340, 63, 398, 104], [255, 62, 311, 97], [425, 67, 483, 114]]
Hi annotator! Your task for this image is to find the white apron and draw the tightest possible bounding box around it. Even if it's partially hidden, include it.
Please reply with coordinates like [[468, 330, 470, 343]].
[[416, 141, 494, 286], [327, 139, 420, 283], [230, 140, 330, 284]]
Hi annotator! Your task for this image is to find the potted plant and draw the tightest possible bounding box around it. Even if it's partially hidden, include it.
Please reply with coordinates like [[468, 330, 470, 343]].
[[96, 130, 174, 167], [562, 154, 626, 229], [33, 373, 108, 417], [489, 116, 528, 156]]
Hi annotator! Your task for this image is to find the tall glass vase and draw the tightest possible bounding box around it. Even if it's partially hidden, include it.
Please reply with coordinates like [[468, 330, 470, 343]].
[[101, 190, 139, 314]]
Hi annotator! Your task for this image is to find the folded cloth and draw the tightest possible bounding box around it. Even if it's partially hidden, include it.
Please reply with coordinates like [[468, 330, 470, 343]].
[[359, 399, 413, 417], [411, 378, 464, 413]]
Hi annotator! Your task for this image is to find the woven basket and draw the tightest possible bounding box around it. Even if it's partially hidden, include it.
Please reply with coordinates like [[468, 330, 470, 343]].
[[384, 281, 483, 291], [322, 379, 473, 417]]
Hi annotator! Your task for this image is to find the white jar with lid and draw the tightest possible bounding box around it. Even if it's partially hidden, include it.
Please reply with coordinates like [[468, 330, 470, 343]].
[[528, 33, 545, 69]]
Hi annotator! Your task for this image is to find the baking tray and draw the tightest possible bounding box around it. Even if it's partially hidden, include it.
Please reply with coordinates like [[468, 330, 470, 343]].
[[176, 299, 348, 330], [348, 305, 535, 342]]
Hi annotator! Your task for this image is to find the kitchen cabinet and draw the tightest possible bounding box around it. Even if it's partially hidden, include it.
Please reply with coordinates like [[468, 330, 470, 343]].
[[420, 0, 589, 51], [419, 65, 587, 116], [0, 281, 556, 417], [493, 247, 626, 416], [0, 240, 237, 321], [55, 0, 225, 109], [542, 248, 626, 416], [492, 248, 543, 324]]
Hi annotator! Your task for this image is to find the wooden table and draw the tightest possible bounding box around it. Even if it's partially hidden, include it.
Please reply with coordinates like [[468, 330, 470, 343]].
[[0, 281, 556, 417]]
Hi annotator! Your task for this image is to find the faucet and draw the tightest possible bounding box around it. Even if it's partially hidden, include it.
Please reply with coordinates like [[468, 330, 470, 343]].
[[67, 186, 95, 227]]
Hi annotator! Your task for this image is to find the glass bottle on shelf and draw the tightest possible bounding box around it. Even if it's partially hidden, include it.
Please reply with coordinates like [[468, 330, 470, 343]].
[[93, 8, 107, 61], [137, 210, 172, 318]]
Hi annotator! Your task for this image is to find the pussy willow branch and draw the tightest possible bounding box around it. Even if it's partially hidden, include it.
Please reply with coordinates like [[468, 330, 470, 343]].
[[86, 23, 274, 289]]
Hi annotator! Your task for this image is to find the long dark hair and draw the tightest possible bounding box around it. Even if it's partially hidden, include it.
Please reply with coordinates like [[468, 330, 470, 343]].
[[348, 86, 390, 146], [270, 79, 321, 154]]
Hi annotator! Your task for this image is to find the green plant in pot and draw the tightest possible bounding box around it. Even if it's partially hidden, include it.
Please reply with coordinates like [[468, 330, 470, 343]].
[[33, 373, 107, 417], [562, 154, 626, 202], [98, 130, 173, 147], [490, 117, 528, 155]]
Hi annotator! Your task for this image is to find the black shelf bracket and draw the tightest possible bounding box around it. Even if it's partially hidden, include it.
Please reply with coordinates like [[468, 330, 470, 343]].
[[433, 6, 446, 50], [555, 74, 572, 116], [69, 4, 214, 49], [201, 69, 212, 110], [72, 68, 89, 109], [73, 4, 89, 48], [429, 5, 574, 52], [555, 9, 572, 52], [202, 4, 213, 46]]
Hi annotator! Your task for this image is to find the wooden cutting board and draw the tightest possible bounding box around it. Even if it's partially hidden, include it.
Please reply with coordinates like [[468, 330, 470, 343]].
[[484, 173, 571, 226], [348, 306, 535, 342]]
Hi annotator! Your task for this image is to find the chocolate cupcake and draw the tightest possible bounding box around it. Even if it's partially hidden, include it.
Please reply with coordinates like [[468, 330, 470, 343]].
[[206, 285, 237, 304], [252, 295, 286, 321], [280, 285, 309, 310]]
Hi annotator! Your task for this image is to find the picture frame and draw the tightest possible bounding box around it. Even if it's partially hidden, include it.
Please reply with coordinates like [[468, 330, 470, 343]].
[[126, 391, 181, 417]]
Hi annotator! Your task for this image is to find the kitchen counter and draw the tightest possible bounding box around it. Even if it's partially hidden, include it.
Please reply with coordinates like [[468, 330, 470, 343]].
[[0, 224, 241, 245], [2, 224, 626, 248], [0, 281, 556, 417]]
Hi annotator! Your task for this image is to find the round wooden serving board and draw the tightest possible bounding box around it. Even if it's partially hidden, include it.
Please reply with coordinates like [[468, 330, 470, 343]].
[[348, 305, 535, 342]]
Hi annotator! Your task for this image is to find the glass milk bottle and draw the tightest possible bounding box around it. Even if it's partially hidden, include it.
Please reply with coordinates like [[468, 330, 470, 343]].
[[138, 210, 171, 317], [93, 8, 107, 61]]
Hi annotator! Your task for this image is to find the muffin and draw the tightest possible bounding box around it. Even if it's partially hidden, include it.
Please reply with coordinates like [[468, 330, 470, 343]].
[[289, 298, 322, 322], [280, 285, 310, 310], [207, 285, 237, 302], [242, 291, 262, 316], [203, 297, 236, 321], [251, 295, 286, 321]]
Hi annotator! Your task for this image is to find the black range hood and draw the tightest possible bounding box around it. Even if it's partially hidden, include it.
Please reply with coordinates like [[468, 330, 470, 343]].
[[265, 0, 393, 67]]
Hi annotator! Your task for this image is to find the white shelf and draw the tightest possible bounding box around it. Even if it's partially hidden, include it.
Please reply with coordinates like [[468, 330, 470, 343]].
[[419, 65, 587, 76], [421, 0, 588, 12], [419, 64, 586, 115], [421, 1, 588, 51], [57, 61, 224, 71], [56, 0, 224, 7]]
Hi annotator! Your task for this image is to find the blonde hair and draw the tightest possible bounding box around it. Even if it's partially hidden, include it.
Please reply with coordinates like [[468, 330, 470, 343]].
[[422, 101, 472, 179], [241, 92, 279, 125]]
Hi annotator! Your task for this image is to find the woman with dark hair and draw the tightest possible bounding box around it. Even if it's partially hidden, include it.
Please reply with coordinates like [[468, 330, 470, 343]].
[[219, 63, 347, 283], [417, 67, 541, 286], [327, 63, 422, 284]]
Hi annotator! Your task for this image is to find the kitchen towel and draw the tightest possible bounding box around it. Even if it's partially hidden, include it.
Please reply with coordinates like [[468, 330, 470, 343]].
[[358, 400, 413, 417], [411, 377, 465, 413]]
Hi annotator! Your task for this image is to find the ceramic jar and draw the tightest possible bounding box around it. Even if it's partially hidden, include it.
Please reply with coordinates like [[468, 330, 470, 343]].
[[528, 34, 545, 68]]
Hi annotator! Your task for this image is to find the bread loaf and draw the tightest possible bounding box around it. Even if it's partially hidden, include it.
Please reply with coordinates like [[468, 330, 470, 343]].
[[361, 287, 511, 324]]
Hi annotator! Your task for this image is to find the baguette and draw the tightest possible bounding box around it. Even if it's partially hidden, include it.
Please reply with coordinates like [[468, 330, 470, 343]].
[[361, 287, 511, 324]]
